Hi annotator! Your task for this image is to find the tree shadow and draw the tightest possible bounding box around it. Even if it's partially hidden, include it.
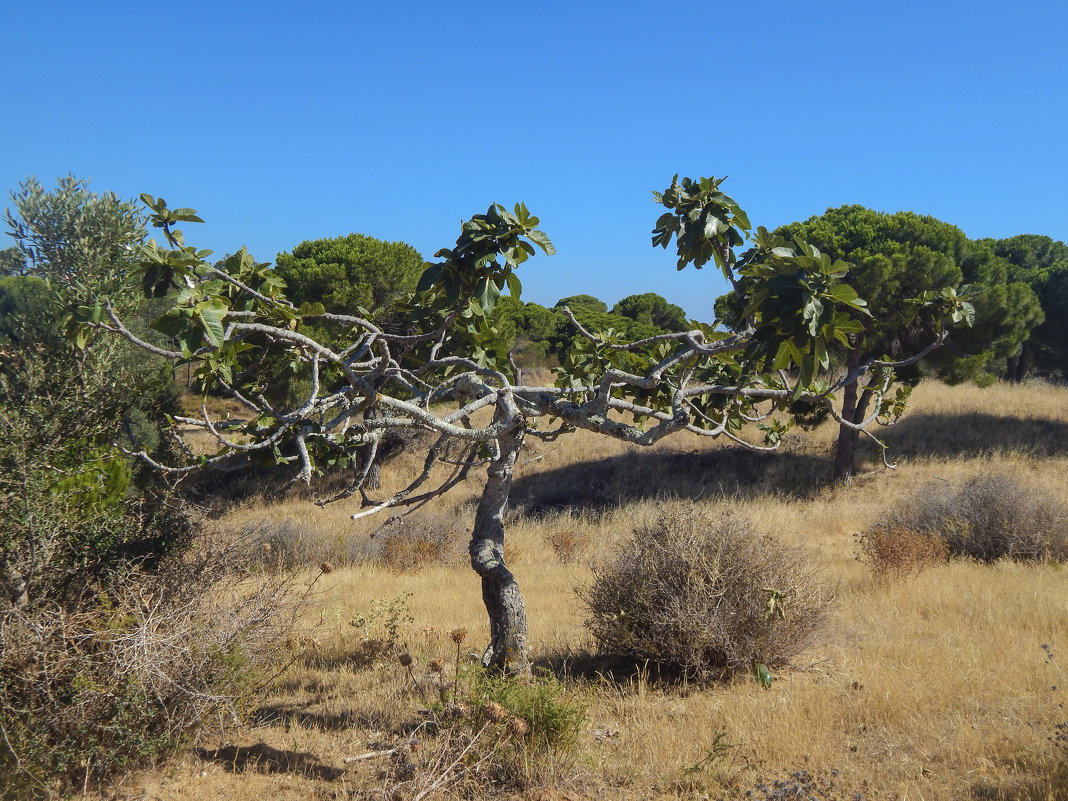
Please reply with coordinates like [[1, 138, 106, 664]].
[[195, 742, 344, 780], [251, 703, 401, 735], [883, 412, 1068, 460], [511, 446, 832, 515], [534, 649, 692, 689]]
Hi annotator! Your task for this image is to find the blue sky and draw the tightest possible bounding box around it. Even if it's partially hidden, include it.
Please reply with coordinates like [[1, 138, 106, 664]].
[[2, 1, 1065, 320]]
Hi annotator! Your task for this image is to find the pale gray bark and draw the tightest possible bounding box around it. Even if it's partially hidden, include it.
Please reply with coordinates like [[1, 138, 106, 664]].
[[468, 420, 530, 675]]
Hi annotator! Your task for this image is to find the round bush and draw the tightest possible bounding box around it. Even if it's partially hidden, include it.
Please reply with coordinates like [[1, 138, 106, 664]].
[[876, 472, 1068, 564], [579, 503, 832, 678]]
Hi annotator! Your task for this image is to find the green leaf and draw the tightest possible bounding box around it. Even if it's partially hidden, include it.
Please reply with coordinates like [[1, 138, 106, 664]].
[[772, 340, 803, 371], [814, 335, 829, 370], [416, 264, 444, 293], [171, 207, 204, 223], [196, 298, 229, 347], [827, 283, 859, 303], [505, 272, 522, 299], [151, 307, 189, 337], [754, 662, 773, 688], [703, 215, 727, 238], [526, 228, 556, 256]]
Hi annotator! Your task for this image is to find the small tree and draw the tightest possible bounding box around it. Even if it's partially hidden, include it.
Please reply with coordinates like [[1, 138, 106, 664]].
[[275, 232, 426, 317], [82, 176, 969, 674], [1, 177, 180, 607], [612, 292, 689, 332]]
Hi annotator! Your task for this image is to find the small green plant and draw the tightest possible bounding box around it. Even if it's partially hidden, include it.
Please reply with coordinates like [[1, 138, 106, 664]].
[[384, 642, 586, 797], [681, 729, 738, 777], [349, 592, 414, 663]]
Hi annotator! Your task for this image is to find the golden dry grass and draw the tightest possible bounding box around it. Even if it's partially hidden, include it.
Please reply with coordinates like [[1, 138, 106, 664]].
[[99, 379, 1068, 801]]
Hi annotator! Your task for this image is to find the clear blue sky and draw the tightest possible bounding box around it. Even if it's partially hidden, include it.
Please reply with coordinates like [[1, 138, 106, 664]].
[[2, 1, 1065, 320]]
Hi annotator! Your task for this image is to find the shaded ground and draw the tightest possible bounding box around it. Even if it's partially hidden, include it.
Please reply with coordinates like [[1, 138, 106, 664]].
[[195, 743, 344, 781], [511, 446, 831, 514], [884, 412, 1068, 460]]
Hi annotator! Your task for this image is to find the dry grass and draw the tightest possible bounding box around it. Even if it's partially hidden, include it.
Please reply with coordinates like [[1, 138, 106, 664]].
[[84, 379, 1068, 801]]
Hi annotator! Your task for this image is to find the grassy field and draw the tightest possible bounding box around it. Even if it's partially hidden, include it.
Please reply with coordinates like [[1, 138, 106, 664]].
[[102, 379, 1068, 801]]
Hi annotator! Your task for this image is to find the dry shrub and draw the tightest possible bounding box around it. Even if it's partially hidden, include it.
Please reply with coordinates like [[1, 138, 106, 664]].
[[0, 538, 305, 799], [579, 502, 832, 679], [238, 516, 374, 570], [856, 524, 949, 579], [879, 472, 1068, 564], [373, 513, 466, 572], [546, 528, 589, 563]]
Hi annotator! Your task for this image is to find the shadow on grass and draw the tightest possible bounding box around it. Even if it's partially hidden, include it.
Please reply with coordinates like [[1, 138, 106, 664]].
[[251, 703, 398, 734], [195, 742, 344, 780], [883, 412, 1068, 460], [535, 649, 687, 686], [967, 766, 1068, 800], [511, 446, 832, 515]]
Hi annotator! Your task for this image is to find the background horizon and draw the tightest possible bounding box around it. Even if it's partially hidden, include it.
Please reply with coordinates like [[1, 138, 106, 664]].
[[2, 1, 1065, 319]]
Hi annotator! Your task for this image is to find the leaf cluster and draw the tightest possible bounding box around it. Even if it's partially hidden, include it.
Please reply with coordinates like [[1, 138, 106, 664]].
[[652, 174, 751, 277]]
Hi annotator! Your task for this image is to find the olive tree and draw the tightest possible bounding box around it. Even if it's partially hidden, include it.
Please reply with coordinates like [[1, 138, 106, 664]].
[[79, 177, 970, 675]]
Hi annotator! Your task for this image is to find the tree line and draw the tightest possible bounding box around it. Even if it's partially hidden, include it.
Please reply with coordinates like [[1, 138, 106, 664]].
[[212, 199, 1066, 482]]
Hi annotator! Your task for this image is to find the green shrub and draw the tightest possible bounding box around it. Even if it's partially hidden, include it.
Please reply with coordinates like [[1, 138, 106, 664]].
[[579, 503, 832, 679], [387, 657, 585, 796], [876, 472, 1068, 564]]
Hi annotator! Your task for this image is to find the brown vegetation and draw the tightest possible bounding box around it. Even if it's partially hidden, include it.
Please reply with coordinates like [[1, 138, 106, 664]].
[[581, 503, 831, 678], [70, 380, 1068, 800]]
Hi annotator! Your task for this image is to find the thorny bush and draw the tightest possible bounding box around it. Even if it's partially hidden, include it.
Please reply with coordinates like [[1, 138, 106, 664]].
[[580, 502, 832, 679]]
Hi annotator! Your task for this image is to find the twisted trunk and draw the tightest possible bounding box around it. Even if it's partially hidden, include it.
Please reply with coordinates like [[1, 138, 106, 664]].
[[833, 345, 872, 482], [468, 422, 530, 675]]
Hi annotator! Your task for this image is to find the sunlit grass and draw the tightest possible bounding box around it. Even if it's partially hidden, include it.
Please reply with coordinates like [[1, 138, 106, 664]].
[[102, 379, 1068, 800]]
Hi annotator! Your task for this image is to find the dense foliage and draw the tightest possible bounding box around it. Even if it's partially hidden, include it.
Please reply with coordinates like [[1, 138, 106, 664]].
[[770, 206, 1043, 385], [275, 232, 426, 317], [0, 177, 183, 606], [716, 205, 1045, 478], [982, 234, 1068, 378], [0, 178, 294, 798]]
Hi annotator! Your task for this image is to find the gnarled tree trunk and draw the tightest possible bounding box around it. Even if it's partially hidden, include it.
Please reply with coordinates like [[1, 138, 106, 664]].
[[469, 422, 530, 675], [833, 344, 873, 482]]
